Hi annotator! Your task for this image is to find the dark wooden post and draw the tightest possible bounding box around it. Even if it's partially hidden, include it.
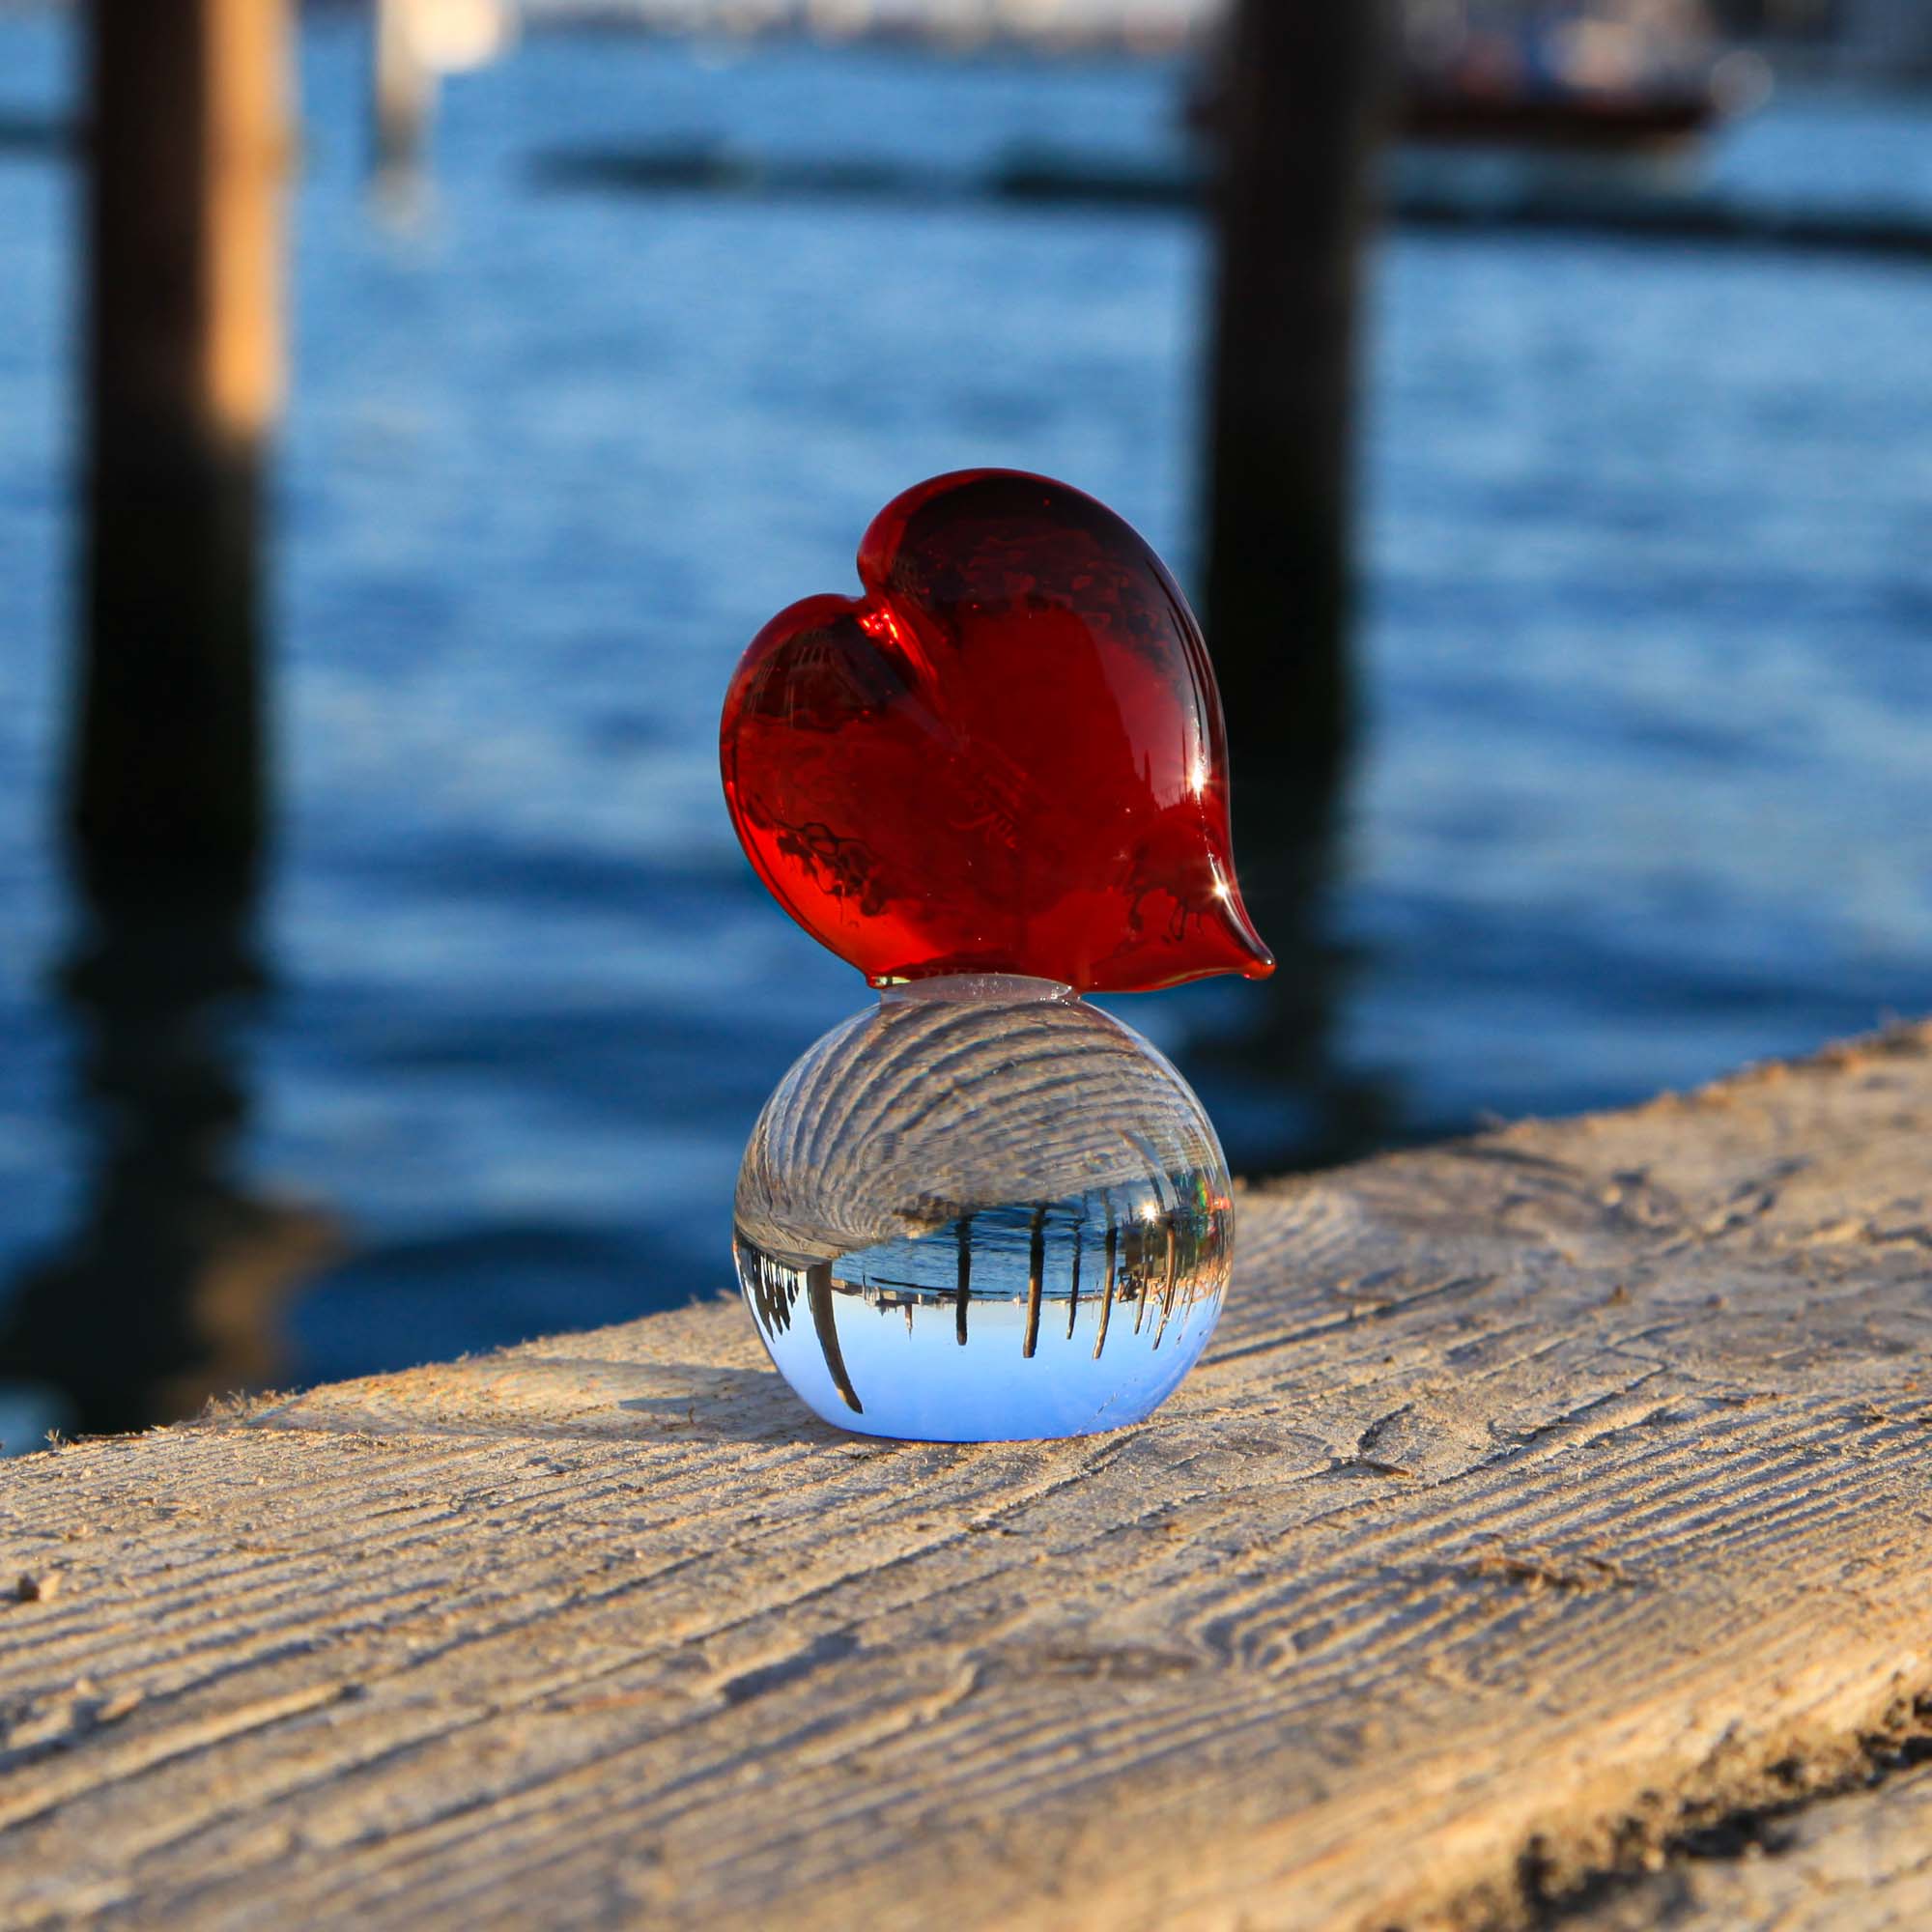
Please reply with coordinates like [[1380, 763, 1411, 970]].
[[73, 0, 292, 902], [1202, 0, 1394, 801]]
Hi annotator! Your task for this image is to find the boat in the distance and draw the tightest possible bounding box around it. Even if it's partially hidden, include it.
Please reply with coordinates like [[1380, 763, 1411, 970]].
[[1399, 1, 1770, 157]]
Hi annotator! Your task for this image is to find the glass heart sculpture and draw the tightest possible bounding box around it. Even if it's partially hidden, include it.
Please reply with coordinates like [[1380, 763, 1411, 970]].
[[723, 470, 1272, 1442]]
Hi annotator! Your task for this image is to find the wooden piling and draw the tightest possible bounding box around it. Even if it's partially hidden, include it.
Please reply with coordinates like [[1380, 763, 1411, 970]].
[[73, 0, 292, 902], [1202, 0, 1393, 801], [372, 0, 436, 180]]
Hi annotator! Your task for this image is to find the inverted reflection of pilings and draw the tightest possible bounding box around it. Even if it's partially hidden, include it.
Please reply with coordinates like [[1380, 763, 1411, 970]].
[[741, 1239, 784, 1341], [1177, 1246, 1205, 1341], [954, 1214, 971, 1348], [752, 1244, 801, 1341], [744, 1246, 764, 1336], [1021, 1204, 1046, 1360], [1132, 1219, 1151, 1336], [807, 1260, 863, 1414], [1094, 1199, 1119, 1361], [1152, 1218, 1180, 1350], [1065, 1219, 1083, 1342]]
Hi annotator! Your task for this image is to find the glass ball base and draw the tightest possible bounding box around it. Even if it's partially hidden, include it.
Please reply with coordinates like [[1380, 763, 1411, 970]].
[[733, 976, 1233, 1442]]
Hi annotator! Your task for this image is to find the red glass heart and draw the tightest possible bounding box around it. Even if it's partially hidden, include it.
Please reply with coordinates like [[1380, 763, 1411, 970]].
[[720, 469, 1274, 995]]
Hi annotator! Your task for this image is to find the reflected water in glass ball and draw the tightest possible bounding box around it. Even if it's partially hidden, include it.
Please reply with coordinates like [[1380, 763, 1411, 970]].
[[733, 977, 1233, 1442]]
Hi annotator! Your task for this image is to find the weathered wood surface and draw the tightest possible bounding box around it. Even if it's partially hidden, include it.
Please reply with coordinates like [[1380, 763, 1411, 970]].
[[1571, 1760, 1932, 1930], [6, 1024, 1932, 1930]]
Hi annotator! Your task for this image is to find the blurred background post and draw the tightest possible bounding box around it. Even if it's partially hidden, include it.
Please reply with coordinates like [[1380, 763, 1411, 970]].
[[75, 0, 290, 905], [1192, 0, 1397, 1170], [374, 0, 437, 177], [372, 0, 517, 185], [1204, 0, 1394, 810]]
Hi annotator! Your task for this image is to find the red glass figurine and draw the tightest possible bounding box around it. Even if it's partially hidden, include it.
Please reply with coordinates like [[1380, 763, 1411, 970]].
[[721, 469, 1274, 993]]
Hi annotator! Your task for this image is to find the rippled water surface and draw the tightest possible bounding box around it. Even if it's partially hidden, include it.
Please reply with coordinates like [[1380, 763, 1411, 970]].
[[0, 14, 1928, 1437]]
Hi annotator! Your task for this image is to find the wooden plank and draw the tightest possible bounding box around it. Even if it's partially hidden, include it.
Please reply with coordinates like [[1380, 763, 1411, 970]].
[[4, 1024, 1932, 1930], [1567, 1761, 1932, 1930]]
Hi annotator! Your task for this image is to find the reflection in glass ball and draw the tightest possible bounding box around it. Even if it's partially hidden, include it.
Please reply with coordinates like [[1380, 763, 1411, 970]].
[[733, 977, 1233, 1442]]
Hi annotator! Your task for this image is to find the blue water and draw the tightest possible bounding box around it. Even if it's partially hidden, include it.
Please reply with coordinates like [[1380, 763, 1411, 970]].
[[1, 14, 1929, 1437]]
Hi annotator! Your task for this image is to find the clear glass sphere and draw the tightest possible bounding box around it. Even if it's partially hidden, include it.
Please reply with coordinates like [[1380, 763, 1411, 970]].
[[733, 975, 1233, 1442]]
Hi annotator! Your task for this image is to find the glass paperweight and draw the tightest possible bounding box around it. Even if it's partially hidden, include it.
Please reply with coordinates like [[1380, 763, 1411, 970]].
[[721, 469, 1273, 1442], [735, 976, 1232, 1441]]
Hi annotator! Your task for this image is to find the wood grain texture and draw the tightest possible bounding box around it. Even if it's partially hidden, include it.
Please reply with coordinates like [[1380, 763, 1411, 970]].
[[5, 1024, 1932, 1931]]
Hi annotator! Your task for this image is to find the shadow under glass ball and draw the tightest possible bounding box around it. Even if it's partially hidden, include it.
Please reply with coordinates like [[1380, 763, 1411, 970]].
[[733, 976, 1234, 1442]]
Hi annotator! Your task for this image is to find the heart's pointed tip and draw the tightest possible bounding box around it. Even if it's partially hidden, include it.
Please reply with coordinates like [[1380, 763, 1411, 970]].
[[1151, 899, 1274, 989], [1231, 904, 1277, 980], [1210, 881, 1275, 982]]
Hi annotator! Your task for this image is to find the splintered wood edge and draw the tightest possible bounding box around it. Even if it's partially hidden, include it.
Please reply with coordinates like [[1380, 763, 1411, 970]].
[[0, 1017, 1929, 1932]]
